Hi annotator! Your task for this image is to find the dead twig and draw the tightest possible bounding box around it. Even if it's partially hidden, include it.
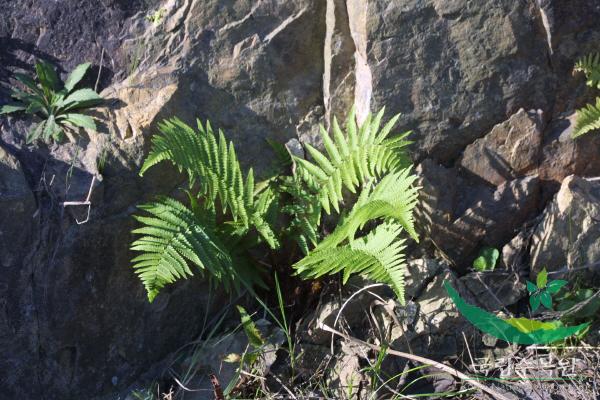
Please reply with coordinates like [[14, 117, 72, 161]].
[[61, 175, 96, 224], [320, 323, 512, 400]]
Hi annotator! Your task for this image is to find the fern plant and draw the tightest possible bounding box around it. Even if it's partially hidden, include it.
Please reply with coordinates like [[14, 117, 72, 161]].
[[0, 60, 103, 143], [573, 52, 600, 138], [131, 107, 420, 304]]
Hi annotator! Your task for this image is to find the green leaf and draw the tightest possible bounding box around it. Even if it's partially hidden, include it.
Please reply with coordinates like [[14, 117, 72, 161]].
[[59, 113, 97, 130], [43, 115, 58, 141], [294, 108, 412, 214], [27, 122, 45, 143], [316, 168, 420, 247], [504, 318, 560, 333], [131, 197, 240, 301], [572, 98, 600, 138], [25, 99, 45, 115], [295, 222, 408, 304], [0, 104, 26, 114], [546, 279, 567, 294], [530, 293, 541, 312], [64, 62, 91, 92], [472, 247, 499, 272], [445, 281, 589, 345], [59, 88, 103, 111], [14, 73, 44, 97], [52, 127, 66, 142], [536, 268, 548, 289], [526, 280, 538, 294], [540, 290, 553, 310], [237, 305, 265, 348], [574, 52, 600, 89], [35, 60, 60, 92]]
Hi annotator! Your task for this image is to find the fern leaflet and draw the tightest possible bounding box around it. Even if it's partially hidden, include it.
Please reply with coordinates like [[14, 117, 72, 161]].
[[140, 118, 278, 247], [573, 97, 600, 138], [575, 53, 600, 89], [294, 107, 412, 214], [320, 168, 420, 249], [140, 118, 251, 226], [130, 197, 258, 301], [294, 223, 408, 303]]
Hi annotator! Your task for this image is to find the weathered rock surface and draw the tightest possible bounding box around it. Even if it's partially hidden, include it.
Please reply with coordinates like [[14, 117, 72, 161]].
[[0, 146, 38, 396], [0, 146, 35, 267], [364, 0, 554, 163], [460, 271, 526, 312], [418, 156, 540, 270], [404, 258, 443, 299], [530, 175, 600, 275], [537, 0, 600, 114], [0, 0, 147, 103], [460, 109, 544, 186], [539, 113, 600, 198]]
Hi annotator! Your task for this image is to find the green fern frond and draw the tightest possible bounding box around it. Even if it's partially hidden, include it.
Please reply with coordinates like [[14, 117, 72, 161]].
[[131, 197, 249, 301], [573, 98, 600, 138], [279, 176, 321, 254], [294, 223, 408, 303], [140, 118, 250, 226], [140, 118, 280, 247], [294, 107, 412, 214], [575, 53, 600, 89], [250, 186, 280, 249], [321, 168, 420, 248]]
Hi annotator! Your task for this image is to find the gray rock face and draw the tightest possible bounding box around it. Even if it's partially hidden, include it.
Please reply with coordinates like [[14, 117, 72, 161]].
[[0, 146, 35, 267], [0, 146, 38, 396], [537, 0, 600, 114], [539, 113, 600, 197], [460, 271, 526, 312], [364, 0, 554, 162], [0, 0, 147, 103], [101, 0, 327, 173], [530, 175, 600, 276], [417, 155, 540, 270], [460, 109, 544, 186]]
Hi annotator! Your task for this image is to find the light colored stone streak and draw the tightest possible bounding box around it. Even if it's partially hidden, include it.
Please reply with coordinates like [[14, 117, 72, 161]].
[[346, 0, 372, 124]]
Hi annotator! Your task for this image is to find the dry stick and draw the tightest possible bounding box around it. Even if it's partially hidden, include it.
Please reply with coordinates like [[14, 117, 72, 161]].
[[320, 323, 512, 400], [462, 331, 477, 374], [95, 47, 105, 93], [269, 373, 298, 400], [62, 175, 96, 224], [330, 283, 386, 354]]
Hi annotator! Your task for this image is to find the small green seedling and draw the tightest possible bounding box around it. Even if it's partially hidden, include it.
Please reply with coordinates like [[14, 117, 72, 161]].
[[146, 8, 166, 25], [473, 246, 499, 272], [527, 268, 567, 312]]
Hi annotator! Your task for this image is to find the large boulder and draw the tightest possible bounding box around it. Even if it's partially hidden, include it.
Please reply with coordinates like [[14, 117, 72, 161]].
[[0, 146, 35, 267], [363, 0, 554, 162], [0, 146, 38, 395], [530, 175, 600, 276], [417, 153, 540, 270], [459, 109, 544, 186]]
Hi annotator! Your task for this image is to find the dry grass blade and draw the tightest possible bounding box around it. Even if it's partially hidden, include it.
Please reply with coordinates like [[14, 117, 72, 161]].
[[320, 323, 512, 400]]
